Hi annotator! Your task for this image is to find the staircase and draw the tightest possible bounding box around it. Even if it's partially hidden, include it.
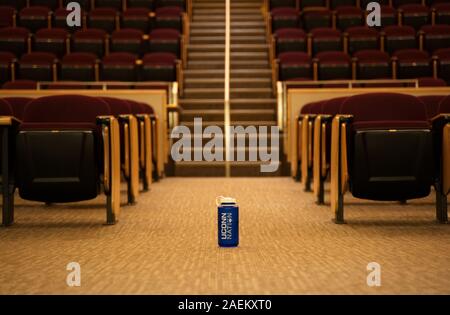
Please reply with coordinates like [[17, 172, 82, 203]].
[[175, 0, 282, 176]]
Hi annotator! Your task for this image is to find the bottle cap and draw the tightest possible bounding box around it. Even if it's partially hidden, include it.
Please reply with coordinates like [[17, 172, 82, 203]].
[[216, 196, 237, 206]]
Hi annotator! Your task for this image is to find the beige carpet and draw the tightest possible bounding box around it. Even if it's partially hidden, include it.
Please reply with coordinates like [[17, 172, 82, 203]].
[[0, 177, 449, 294]]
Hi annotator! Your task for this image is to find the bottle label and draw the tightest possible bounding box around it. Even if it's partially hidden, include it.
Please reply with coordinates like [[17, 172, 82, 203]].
[[220, 212, 233, 240]]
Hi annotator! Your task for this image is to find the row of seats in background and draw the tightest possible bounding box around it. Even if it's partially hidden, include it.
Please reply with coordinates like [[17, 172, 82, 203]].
[[295, 92, 450, 223], [0, 0, 184, 10], [268, 0, 450, 33], [265, 0, 450, 86], [0, 0, 189, 87], [0, 3, 187, 33], [0, 94, 160, 226]]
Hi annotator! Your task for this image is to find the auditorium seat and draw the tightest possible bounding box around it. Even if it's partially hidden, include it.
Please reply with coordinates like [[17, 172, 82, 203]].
[[99, 97, 140, 202], [315, 51, 351, 80], [2, 80, 37, 89], [87, 8, 119, 33], [270, 7, 300, 32], [276, 51, 312, 81], [419, 25, 450, 54], [273, 28, 306, 56], [434, 48, 450, 84], [126, 99, 155, 186], [361, 0, 390, 7], [399, 4, 430, 30], [330, 0, 356, 9], [60, 52, 98, 81], [302, 9, 331, 32], [101, 52, 139, 81], [155, 0, 185, 9], [417, 77, 447, 87], [148, 28, 181, 57], [18, 52, 56, 81], [269, 0, 296, 9], [0, 6, 16, 28], [383, 25, 417, 54], [94, 0, 124, 10], [353, 50, 392, 79], [154, 6, 183, 31], [2, 97, 32, 121], [72, 28, 107, 57], [310, 28, 342, 55], [29, 0, 59, 10], [34, 28, 70, 58], [141, 52, 177, 81], [0, 52, 16, 84], [379, 5, 398, 28], [297, 100, 324, 189], [0, 0, 27, 10], [54, 8, 84, 32], [335, 6, 364, 32], [62, 0, 90, 10], [432, 2, 450, 25], [393, 0, 422, 6], [393, 49, 432, 79], [312, 96, 348, 204], [0, 27, 30, 57], [128, 0, 154, 9], [330, 92, 447, 223], [299, 0, 327, 9], [18, 6, 50, 33], [418, 95, 446, 119], [0, 98, 17, 226], [346, 26, 380, 55], [111, 28, 145, 55], [434, 95, 450, 223], [122, 8, 151, 32], [10, 95, 121, 225]]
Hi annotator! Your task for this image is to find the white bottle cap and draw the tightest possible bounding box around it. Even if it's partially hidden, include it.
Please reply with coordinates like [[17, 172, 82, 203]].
[[216, 196, 237, 206]]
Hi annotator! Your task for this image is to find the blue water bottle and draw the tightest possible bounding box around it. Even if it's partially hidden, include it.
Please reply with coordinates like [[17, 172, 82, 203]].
[[217, 196, 239, 247]]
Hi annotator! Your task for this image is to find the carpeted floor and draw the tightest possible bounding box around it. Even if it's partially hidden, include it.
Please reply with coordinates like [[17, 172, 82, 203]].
[[0, 177, 449, 294]]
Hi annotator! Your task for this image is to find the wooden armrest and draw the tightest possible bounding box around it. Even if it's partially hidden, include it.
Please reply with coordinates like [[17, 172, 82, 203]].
[[0, 116, 21, 126]]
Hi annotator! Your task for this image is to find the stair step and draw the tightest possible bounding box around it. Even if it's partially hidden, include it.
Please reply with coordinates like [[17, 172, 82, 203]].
[[188, 51, 268, 61], [181, 108, 277, 121], [188, 43, 269, 53], [190, 28, 266, 37], [190, 21, 266, 28], [194, 8, 263, 16], [183, 87, 273, 99], [179, 98, 277, 110], [193, 15, 264, 22], [190, 36, 267, 45], [184, 68, 272, 79], [188, 60, 269, 70], [184, 77, 272, 88], [194, 2, 262, 9]]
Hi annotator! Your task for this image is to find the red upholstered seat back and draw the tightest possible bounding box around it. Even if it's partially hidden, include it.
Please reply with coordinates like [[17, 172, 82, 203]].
[[99, 97, 132, 116], [439, 95, 450, 113], [340, 93, 429, 129], [0, 98, 13, 116], [21, 95, 111, 127], [418, 95, 446, 119], [2, 97, 33, 120]]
